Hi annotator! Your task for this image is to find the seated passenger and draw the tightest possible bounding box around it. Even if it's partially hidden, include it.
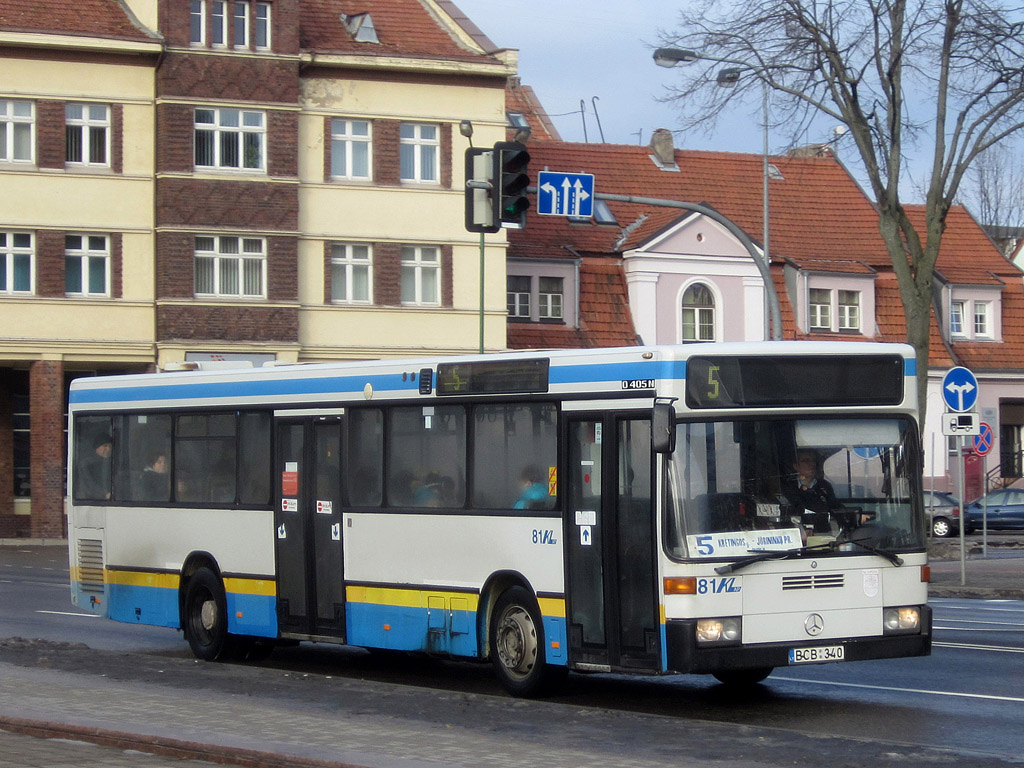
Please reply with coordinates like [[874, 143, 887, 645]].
[[514, 465, 549, 509]]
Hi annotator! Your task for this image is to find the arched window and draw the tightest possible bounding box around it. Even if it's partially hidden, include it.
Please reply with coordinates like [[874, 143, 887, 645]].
[[681, 283, 715, 342]]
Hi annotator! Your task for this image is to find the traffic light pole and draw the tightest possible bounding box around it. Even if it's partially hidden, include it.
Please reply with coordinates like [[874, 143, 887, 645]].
[[530, 188, 784, 341], [478, 230, 485, 353]]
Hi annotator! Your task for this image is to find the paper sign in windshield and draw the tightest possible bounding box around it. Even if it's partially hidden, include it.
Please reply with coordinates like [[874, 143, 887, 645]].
[[687, 528, 802, 558]]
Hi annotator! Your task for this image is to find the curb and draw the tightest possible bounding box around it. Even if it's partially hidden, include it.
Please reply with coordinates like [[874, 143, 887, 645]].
[[0, 538, 66, 547], [0, 715, 371, 768]]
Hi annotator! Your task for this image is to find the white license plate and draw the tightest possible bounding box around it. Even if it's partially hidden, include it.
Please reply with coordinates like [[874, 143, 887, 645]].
[[789, 645, 845, 664]]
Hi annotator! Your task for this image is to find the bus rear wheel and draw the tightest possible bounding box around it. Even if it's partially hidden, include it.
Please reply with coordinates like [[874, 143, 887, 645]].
[[183, 567, 232, 661], [713, 667, 773, 687], [490, 586, 549, 697]]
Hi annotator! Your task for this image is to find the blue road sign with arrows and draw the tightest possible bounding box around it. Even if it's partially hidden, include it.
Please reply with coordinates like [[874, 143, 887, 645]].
[[537, 171, 594, 217], [942, 366, 979, 412]]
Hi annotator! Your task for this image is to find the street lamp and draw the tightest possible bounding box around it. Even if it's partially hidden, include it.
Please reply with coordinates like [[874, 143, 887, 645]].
[[653, 47, 774, 342]]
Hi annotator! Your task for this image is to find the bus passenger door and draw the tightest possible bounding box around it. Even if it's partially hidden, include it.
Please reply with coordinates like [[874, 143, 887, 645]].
[[274, 415, 346, 639], [566, 416, 659, 672]]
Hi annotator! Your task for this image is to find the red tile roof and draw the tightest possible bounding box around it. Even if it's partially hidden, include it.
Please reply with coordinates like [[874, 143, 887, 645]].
[[300, 0, 500, 63], [508, 139, 1024, 369], [507, 257, 639, 349], [0, 0, 157, 40]]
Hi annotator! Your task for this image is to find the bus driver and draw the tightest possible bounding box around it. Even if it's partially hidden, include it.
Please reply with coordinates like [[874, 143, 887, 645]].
[[783, 449, 846, 537]]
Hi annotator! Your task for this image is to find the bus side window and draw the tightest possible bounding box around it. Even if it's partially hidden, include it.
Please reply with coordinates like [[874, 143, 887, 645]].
[[124, 414, 172, 503], [387, 406, 466, 508], [346, 408, 383, 506], [471, 403, 557, 510], [238, 411, 271, 505], [73, 415, 114, 501]]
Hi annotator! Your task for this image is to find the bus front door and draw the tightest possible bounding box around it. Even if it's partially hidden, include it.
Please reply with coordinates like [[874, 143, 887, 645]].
[[274, 415, 346, 639], [566, 417, 660, 672]]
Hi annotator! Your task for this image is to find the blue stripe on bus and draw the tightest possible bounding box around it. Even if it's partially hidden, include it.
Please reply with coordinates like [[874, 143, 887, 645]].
[[104, 582, 277, 638], [69, 373, 417, 404], [70, 360, 688, 405], [344, 601, 568, 666], [548, 360, 685, 385], [904, 358, 916, 377]]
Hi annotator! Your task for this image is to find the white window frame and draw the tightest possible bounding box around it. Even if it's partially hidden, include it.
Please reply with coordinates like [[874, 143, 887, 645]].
[[190, 0, 206, 45], [65, 104, 110, 167], [330, 243, 372, 304], [0, 231, 34, 295], [330, 119, 372, 181], [0, 100, 34, 164], [400, 245, 440, 306], [507, 275, 531, 318], [233, 1, 250, 49], [838, 289, 861, 332], [254, 2, 271, 49], [974, 301, 990, 337], [681, 282, 716, 342], [194, 108, 265, 172], [399, 123, 439, 184], [950, 300, 965, 337], [65, 234, 110, 297], [210, 0, 227, 46], [194, 235, 266, 298], [538, 276, 564, 320], [809, 288, 831, 330]]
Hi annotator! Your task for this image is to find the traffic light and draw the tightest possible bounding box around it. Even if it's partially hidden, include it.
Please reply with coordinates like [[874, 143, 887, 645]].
[[464, 147, 499, 233], [493, 140, 530, 228]]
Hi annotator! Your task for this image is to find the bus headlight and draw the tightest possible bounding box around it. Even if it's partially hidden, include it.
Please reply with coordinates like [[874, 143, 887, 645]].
[[883, 606, 921, 635], [696, 617, 742, 645]]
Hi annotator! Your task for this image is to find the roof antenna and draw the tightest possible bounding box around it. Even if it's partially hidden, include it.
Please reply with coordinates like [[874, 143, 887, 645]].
[[591, 97, 605, 142], [579, 100, 589, 143], [631, 129, 643, 145]]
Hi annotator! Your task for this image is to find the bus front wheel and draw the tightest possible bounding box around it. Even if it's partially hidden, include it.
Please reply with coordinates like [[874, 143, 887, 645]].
[[490, 586, 550, 697], [183, 567, 232, 661]]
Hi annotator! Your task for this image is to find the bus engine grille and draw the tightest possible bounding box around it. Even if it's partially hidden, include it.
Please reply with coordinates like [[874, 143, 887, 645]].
[[781, 573, 844, 590], [76, 539, 105, 596]]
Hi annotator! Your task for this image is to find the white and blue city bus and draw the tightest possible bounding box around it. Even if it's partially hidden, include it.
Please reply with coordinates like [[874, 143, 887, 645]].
[[67, 341, 930, 695]]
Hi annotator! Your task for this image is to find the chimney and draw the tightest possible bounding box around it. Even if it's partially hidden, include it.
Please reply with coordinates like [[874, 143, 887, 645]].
[[649, 128, 678, 170]]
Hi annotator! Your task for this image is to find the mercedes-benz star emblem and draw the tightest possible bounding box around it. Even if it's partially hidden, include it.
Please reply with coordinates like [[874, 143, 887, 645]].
[[804, 613, 825, 637]]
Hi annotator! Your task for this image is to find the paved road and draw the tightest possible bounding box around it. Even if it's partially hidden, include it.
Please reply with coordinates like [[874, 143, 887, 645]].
[[2, 539, 1023, 767]]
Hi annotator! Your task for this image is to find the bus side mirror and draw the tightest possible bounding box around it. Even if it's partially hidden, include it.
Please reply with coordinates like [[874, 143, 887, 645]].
[[652, 401, 676, 454]]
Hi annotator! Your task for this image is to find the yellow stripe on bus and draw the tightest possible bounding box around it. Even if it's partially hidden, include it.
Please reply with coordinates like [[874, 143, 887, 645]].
[[223, 576, 276, 597], [346, 585, 566, 618], [104, 570, 180, 590]]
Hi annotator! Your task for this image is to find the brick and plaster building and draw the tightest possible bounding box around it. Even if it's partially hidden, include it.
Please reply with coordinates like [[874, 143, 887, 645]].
[[0, 0, 515, 536], [504, 131, 1024, 493]]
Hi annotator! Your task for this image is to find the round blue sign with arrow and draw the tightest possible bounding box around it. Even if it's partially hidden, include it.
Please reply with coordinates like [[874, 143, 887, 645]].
[[941, 366, 979, 413], [973, 422, 994, 456]]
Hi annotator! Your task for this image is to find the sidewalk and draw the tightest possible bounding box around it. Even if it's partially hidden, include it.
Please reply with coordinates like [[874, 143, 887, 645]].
[[927, 539, 1024, 599]]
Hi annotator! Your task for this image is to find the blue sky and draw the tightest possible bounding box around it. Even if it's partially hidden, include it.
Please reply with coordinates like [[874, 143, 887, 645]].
[[452, 1, 786, 154]]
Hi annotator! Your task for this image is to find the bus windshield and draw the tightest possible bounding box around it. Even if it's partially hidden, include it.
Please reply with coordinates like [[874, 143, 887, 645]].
[[664, 416, 924, 560]]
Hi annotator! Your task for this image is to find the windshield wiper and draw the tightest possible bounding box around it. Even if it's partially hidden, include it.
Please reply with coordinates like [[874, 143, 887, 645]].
[[840, 537, 904, 566], [714, 543, 833, 575]]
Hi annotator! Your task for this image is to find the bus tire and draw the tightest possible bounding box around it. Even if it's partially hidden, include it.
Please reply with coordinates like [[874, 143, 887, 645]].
[[490, 586, 549, 697], [183, 567, 232, 661], [713, 667, 773, 687]]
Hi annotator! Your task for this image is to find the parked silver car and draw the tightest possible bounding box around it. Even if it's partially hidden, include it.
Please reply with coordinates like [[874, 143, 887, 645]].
[[924, 490, 961, 538]]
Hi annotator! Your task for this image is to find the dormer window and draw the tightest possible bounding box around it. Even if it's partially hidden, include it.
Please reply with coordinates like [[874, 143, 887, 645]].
[[341, 13, 380, 44], [507, 112, 529, 129], [949, 290, 998, 340]]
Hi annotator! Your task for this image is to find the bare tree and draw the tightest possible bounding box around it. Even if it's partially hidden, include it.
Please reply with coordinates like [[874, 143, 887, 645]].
[[962, 144, 1024, 253], [658, 0, 1024, 424]]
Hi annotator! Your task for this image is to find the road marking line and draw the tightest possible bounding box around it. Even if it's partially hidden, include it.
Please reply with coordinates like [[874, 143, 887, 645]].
[[933, 640, 1024, 653], [773, 675, 1024, 702], [35, 610, 99, 618]]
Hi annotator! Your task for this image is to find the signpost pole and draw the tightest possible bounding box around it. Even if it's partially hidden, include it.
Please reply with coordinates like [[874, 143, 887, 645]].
[[958, 436, 967, 586]]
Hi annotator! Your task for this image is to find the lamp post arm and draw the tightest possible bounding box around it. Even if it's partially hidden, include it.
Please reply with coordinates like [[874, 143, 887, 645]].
[[527, 187, 783, 341]]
